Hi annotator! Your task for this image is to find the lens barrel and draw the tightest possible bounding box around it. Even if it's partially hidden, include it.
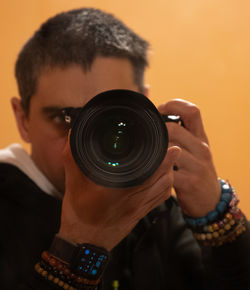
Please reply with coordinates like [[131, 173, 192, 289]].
[[70, 89, 169, 188]]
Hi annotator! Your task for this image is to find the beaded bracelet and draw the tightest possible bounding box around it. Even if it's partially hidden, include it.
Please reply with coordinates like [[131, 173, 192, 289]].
[[194, 217, 246, 247], [34, 262, 99, 290], [193, 210, 243, 240], [34, 251, 100, 290], [190, 193, 240, 235], [184, 179, 234, 228], [186, 179, 247, 247], [41, 251, 100, 286]]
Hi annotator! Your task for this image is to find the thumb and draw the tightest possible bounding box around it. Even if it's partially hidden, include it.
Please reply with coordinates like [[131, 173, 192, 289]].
[[165, 146, 181, 171]]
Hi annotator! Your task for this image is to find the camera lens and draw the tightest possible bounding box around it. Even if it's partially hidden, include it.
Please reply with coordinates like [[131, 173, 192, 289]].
[[70, 89, 168, 188]]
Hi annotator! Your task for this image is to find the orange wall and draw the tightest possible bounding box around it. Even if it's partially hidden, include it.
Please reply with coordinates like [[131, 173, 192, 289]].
[[1, 0, 250, 216]]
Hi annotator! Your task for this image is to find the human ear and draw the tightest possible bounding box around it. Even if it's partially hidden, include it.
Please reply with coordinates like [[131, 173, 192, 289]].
[[11, 97, 31, 143]]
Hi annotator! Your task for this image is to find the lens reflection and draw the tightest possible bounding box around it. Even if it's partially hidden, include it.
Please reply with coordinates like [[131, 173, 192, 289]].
[[100, 119, 133, 160], [107, 161, 120, 167]]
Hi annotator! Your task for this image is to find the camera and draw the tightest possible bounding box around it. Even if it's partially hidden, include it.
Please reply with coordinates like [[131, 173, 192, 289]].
[[63, 89, 181, 188]]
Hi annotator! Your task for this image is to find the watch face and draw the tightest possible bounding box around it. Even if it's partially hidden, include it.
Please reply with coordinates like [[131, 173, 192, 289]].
[[72, 244, 109, 280]]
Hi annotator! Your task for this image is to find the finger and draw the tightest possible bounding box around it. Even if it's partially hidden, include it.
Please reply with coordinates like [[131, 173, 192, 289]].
[[147, 145, 181, 184], [158, 99, 208, 143], [134, 147, 181, 215], [141, 172, 173, 211], [161, 146, 182, 171], [167, 122, 211, 159], [170, 146, 205, 174], [128, 145, 181, 197]]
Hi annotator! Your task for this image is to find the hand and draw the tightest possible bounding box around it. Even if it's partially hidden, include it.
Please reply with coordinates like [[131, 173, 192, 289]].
[[59, 134, 181, 251], [158, 99, 221, 218]]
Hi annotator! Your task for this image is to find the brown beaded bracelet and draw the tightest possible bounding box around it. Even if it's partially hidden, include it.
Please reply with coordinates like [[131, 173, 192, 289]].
[[35, 250, 100, 289], [40, 251, 100, 287], [201, 209, 243, 234], [192, 206, 246, 247], [194, 216, 237, 241], [202, 218, 246, 247], [35, 262, 77, 290], [194, 216, 245, 241], [34, 262, 99, 290]]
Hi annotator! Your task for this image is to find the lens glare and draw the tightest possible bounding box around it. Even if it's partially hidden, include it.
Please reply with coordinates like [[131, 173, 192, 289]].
[[101, 120, 132, 159], [111, 129, 124, 152]]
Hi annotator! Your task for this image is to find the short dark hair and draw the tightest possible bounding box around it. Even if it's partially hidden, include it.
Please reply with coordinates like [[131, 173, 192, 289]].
[[15, 8, 149, 114]]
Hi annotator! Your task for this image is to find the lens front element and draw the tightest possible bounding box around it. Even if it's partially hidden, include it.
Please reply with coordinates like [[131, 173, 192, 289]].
[[70, 90, 168, 188]]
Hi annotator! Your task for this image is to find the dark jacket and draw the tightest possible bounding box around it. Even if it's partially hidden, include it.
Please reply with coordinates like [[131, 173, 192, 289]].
[[0, 163, 250, 290]]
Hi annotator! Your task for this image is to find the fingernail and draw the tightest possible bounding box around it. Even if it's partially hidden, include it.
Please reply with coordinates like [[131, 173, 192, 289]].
[[173, 146, 181, 160]]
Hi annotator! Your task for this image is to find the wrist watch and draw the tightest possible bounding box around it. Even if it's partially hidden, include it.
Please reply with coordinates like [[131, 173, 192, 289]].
[[49, 234, 109, 280]]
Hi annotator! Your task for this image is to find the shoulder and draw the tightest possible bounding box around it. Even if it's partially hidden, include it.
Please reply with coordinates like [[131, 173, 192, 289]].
[[0, 162, 42, 194], [0, 162, 60, 211]]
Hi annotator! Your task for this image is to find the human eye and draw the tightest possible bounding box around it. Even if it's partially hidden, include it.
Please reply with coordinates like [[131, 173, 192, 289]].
[[49, 111, 70, 133], [51, 112, 66, 125]]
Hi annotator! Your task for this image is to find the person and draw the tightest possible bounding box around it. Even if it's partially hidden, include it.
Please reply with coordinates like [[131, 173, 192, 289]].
[[0, 7, 249, 290]]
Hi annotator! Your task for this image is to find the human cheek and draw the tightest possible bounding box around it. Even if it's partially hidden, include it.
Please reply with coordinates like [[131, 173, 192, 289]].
[[47, 137, 68, 168], [42, 138, 68, 192]]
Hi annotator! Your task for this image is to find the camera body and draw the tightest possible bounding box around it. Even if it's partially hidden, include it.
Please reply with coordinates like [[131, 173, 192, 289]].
[[63, 89, 180, 188]]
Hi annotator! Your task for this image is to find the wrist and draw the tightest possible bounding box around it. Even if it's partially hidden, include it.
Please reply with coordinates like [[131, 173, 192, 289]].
[[184, 178, 234, 227], [35, 235, 110, 289], [50, 234, 109, 279], [58, 225, 113, 251], [185, 179, 247, 247]]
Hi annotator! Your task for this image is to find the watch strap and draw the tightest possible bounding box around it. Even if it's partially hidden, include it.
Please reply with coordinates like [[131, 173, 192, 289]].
[[49, 234, 76, 264]]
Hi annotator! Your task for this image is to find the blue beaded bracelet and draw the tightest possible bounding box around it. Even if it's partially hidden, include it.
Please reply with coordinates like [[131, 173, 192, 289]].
[[184, 179, 233, 228]]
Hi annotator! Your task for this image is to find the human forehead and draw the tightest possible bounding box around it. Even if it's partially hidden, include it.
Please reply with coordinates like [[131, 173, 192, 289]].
[[31, 57, 138, 109]]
